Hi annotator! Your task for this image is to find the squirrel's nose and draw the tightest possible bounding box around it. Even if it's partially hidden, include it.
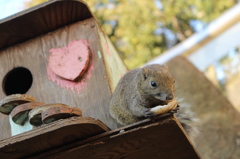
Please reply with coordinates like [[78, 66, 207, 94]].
[[166, 95, 173, 100]]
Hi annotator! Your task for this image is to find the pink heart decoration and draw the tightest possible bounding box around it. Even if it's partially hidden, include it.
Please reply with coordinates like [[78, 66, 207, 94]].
[[48, 40, 91, 81]]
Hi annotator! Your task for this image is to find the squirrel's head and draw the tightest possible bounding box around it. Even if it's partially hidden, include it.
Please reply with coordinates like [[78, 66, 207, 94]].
[[137, 64, 175, 102]]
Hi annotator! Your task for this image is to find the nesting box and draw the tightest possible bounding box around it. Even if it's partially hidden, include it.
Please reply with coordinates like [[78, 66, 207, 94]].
[[0, 0, 127, 139], [0, 1, 200, 158]]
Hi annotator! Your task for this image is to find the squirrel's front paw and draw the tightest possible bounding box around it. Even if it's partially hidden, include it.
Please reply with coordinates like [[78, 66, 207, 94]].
[[144, 108, 157, 118], [168, 105, 180, 113]]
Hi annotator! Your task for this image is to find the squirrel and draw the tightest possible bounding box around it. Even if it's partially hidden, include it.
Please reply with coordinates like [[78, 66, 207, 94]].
[[109, 64, 198, 140]]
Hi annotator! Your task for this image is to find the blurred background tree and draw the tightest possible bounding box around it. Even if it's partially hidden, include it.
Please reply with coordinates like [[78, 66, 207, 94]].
[[25, 0, 237, 69]]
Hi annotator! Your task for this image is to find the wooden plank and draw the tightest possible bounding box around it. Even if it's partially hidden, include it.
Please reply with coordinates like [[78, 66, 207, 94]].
[[0, 116, 110, 159], [28, 114, 200, 159], [97, 24, 128, 93], [0, 0, 92, 50], [0, 17, 117, 140]]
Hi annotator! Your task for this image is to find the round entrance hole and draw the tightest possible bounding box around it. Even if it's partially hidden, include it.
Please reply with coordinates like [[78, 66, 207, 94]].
[[3, 67, 33, 95]]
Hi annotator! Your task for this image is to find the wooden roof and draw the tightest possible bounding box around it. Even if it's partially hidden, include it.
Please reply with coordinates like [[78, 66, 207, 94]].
[[0, 0, 92, 51], [0, 115, 200, 159]]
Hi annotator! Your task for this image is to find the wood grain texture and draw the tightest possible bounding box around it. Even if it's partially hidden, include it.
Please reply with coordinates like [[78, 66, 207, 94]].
[[0, 0, 92, 51], [167, 56, 240, 159], [0, 17, 117, 140], [0, 116, 110, 159], [28, 114, 199, 159], [97, 24, 127, 93]]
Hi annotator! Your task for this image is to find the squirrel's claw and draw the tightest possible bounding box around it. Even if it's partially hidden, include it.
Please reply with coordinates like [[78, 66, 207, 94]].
[[168, 104, 180, 113], [144, 108, 157, 118]]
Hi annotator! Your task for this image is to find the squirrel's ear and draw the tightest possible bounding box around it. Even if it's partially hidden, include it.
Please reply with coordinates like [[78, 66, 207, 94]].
[[162, 65, 169, 70], [141, 68, 147, 80]]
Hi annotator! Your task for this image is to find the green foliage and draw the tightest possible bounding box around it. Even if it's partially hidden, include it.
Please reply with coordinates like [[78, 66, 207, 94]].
[[25, 0, 236, 69]]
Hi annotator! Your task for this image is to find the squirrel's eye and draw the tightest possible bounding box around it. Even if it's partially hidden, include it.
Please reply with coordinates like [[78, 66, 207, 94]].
[[151, 81, 157, 88]]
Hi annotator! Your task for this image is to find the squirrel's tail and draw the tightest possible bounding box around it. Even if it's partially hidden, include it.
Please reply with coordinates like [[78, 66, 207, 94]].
[[175, 99, 199, 144]]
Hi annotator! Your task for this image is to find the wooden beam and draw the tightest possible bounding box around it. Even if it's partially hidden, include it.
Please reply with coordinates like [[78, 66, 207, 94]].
[[0, 116, 110, 159], [25, 114, 199, 159], [0, 0, 92, 51]]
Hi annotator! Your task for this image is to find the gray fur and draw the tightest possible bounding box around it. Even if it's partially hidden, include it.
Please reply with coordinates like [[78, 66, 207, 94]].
[[109, 64, 198, 140]]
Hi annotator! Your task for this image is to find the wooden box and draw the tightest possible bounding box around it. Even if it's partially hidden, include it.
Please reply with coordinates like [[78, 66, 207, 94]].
[[0, 0, 126, 140]]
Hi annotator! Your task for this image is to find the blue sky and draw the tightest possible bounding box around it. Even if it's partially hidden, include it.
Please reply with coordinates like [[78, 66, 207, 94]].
[[0, 0, 28, 19]]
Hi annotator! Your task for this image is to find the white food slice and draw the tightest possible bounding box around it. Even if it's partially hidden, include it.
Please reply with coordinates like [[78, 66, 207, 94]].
[[150, 100, 178, 115]]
